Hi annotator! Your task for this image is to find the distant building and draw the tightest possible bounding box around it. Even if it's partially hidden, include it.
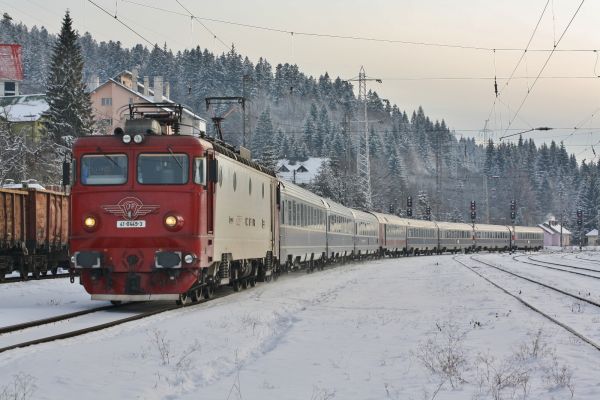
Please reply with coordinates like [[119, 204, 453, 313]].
[[586, 229, 598, 246], [0, 44, 23, 96], [538, 221, 571, 246], [0, 94, 48, 142], [89, 70, 206, 136], [276, 158, 328, 185]]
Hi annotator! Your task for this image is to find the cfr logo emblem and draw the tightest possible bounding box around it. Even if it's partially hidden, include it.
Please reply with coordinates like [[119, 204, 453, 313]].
[[101, 197, 159, 220]]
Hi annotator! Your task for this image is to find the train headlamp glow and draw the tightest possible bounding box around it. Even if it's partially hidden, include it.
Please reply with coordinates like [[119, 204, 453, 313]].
[[84, 216, 97, 229], [184, 254, 194, 264], [165, 216, 177, 227], [122, 134, 132, 144], [133, 134, 144, 144]]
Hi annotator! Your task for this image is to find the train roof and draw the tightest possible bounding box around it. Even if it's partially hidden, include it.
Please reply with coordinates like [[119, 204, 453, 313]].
[[351, 209, 379, 223], [279, 181, 328, 208], [323, 198, 354, 218], [474, 223, 511, 232], [435, 221, 473, 230], [511, 225, 544, 233], [405, 219, 438, 229], [369, 212, 406, 225]]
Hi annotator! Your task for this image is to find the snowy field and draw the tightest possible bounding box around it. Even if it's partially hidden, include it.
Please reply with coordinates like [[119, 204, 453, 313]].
[[1, 252, 600, 399]]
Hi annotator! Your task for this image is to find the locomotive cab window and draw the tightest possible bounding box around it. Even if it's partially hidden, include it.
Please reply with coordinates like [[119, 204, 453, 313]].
[[137, 153, 189, 184], [81, 154, 128, 185], [194, 157, 206, 185]]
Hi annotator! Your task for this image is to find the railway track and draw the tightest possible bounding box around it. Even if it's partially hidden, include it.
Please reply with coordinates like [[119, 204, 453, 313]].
[[0, 301, 180, 355], [454, 255, 600, 352], [512, 255, 600, 279]]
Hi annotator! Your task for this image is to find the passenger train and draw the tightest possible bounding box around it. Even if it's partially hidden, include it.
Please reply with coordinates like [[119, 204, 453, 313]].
[[68, 104, 544, 304]]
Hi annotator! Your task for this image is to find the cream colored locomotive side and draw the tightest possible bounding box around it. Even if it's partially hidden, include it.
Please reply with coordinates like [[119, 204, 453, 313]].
[[212, 153, 277, 263]]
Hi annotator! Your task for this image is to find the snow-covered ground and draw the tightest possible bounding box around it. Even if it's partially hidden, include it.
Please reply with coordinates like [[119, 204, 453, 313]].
[[1, 253, 600, 399]]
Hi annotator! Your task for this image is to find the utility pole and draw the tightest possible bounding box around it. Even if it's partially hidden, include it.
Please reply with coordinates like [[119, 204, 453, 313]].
[[435, 128, 442, 220], [345, 67, 381, 210]]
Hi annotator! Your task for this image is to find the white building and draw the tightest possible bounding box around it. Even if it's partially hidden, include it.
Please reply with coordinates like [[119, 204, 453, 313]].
[[538, 221, 571, 246], [276, 158, 328, 185]]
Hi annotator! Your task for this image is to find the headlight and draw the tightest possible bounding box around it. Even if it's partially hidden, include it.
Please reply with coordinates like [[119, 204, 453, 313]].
[[165, 216, 177, 227], [133, 134, 144, 144], [184, 254, 195, 264], [84, 216, 96, 228], [83, 215, 98, 231], [164, 214, 184, 231], [122, 134, 132, 144]]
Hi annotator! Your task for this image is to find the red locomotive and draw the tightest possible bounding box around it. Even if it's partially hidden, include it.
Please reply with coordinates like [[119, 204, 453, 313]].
[[69, 104, 279, 304]]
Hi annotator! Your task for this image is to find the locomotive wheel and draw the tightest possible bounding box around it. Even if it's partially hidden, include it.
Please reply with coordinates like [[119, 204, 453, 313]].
[[203, 284, 214, 299], [32, 269, 40, 280], [190, 288, 202, 303], [0, 273, 5, 282], [250, 278, 256, 287], [110, 300, 122, 306], [233, 280, 241, 292], [176, 292, 190, 305], [241, 280, 248, 290], [51, 267, 58, 275]]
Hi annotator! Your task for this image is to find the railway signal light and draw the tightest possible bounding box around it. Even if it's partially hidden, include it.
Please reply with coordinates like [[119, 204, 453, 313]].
[[470, 211, 476, 221], [407, 196, 413, 208], [426, 206, 431, 215], [510, 200, 516, 211], [577, 209, 583, 226], [407, 208, 412, 217], [470, 201, 476, 211]]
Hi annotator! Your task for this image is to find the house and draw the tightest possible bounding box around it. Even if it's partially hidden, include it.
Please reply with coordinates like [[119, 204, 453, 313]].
[[586, 229, 598, 246], [89, 70, 206, 136], [276, 158, 329, 185], [0, 44, 23, 96], [0, 94, 49, 142], [538, 221, 571, 246]]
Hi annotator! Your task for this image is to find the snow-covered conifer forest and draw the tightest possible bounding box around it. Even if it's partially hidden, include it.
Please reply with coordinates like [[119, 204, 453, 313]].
[[1, 14, 598, 233]]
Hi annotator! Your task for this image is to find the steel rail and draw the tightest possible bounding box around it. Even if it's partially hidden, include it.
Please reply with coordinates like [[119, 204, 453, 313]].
[[454, 256, 600, 352]]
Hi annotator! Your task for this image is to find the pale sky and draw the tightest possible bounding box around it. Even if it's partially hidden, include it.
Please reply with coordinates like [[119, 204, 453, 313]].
[[3, 0, 600, 162]]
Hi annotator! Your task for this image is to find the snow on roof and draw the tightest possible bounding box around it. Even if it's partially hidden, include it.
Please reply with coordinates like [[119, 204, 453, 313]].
[[538, 224, 555, 234], [0, 94, 48, 122], [0, 44, 23, 81], [586, 229, 598, 236], [541, 222, 572, 235], [276, 157, 329, 185]]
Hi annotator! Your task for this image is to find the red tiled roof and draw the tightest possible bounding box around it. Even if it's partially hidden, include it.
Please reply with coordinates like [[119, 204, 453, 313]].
[[0, 44, 24, 81]]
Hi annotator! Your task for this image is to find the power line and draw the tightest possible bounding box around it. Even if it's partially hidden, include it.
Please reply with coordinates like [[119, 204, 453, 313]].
[[121, 0, 598, 53], [86, 0, 155, 47], [174, 0, 230, 50], [504, 0, 587, 134]]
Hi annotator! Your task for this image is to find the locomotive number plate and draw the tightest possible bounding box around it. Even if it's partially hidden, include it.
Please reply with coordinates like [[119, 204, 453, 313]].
[[117, 220, 146, 228]]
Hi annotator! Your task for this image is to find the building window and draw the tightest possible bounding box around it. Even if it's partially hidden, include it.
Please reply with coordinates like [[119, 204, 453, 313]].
[[101, 97, 113, 106], [4, 82, 15, 96]]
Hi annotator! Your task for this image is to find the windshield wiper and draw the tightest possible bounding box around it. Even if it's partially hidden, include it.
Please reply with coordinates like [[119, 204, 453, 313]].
[[96, 147, 119, 167], [167, 146, 183, 169]]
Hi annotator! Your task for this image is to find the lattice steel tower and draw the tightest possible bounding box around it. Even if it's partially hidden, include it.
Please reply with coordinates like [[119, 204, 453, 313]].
[[357, 66, 372, 210]]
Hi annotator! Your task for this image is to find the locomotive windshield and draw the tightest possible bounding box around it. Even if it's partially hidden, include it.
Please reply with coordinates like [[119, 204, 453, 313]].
[[81, 154, 128, 185], [137, 153, 189, 184]]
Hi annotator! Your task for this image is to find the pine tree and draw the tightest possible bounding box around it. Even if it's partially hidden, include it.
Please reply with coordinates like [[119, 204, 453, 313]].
[[45, 11, 94, 140], [251, 108, 274, 159]]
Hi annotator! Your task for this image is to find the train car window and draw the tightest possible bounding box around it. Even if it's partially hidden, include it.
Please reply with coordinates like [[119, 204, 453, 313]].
[[193, 158, 206, 185], [81, 154, 128, 185], [137, 154, 188, 184]]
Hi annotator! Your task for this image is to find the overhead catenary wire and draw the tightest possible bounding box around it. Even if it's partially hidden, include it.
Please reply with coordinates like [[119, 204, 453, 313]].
[[504, 0, 587, 135], [86, 0, 155, 48], [120, 0, 597, 54], [174, 0, 230, 51]]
